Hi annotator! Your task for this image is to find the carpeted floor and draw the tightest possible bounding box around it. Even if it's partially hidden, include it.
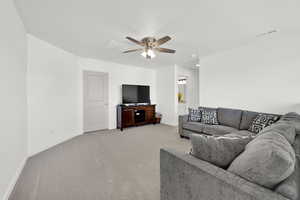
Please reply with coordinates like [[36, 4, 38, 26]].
[[9, 124, 190, 200]]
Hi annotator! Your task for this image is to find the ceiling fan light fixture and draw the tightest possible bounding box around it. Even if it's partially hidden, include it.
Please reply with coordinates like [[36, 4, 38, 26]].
[[141, 49, 156, 59], [141, 51, 147, 58], [125, 36, 175, 59]]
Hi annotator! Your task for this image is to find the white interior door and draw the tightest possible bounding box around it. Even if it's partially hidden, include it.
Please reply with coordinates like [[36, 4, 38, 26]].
[[83, 71, 108, 132]]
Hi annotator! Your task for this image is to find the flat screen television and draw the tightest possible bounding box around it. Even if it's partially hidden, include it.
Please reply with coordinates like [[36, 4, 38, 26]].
[[122, 84, 150, 104]]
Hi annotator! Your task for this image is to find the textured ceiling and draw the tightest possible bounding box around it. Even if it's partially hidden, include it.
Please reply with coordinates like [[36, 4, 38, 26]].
[[14, 0, 300, 68]]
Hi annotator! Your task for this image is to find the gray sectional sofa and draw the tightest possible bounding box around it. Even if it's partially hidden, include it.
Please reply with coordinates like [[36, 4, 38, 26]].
[[161, 108, 300, 200], [178, 107, 276, 138]]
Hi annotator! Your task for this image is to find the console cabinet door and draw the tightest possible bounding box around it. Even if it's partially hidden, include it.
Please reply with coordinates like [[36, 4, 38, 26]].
[[146, 108, 154, 122], [122, 109, 134, 127]]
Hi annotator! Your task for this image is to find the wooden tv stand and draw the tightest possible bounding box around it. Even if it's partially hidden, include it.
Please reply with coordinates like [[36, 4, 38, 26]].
[[117, 104, 156, 131]]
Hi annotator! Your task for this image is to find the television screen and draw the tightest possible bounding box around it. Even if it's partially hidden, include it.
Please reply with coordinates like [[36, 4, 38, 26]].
[[122, 85, 150, 104]]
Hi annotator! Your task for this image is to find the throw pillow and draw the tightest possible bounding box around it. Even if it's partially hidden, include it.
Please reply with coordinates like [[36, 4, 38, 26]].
[[190, 133, 253, 168], [200, 107, 219, 125], [248, 113, 280, 134], [188, 108, 201, 122], [228, 132, 296, 189], [259, 122, 296, 144]]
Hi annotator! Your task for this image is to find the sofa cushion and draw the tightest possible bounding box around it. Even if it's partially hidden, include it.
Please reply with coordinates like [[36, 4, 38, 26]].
[[202, 124, 237, 136], [188, 107, 202, 122], [259, 122, 296, 144], [248, 113, 280, 134], [182, 122, 203, 133], [228, 132, 296, 189], [280, 112, 300, 134], [190, 133, 253, 168], [199, 107, 219, 125], [217, 108, 243, 129], [240, 111, 259, 130], [183, 122, 237, 136]]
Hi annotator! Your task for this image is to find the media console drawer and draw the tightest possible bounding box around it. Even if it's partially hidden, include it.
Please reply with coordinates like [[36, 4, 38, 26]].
[[117, 104, 156, 131]]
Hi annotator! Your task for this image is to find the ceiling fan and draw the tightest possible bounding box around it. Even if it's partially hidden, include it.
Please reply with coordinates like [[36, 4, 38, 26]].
[[123, 36, 176, 59]]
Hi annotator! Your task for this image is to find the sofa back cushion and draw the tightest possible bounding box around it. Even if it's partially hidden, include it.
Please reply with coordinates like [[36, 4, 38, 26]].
[[217, 108, 242, 129], [228, 132, 296, 189], [240, 111, 259, 130]]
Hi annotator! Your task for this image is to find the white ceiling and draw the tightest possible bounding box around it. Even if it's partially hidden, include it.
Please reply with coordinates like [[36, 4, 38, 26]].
[[14, 0, 300, 68]]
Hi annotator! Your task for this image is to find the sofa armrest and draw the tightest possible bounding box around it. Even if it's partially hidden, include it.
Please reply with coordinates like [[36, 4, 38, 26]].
[[178, 115, 189, 136], [160, 148, 289, 200]]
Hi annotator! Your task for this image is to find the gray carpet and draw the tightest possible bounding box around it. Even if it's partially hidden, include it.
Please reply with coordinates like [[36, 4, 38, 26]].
[[9, 124, 190, 200]]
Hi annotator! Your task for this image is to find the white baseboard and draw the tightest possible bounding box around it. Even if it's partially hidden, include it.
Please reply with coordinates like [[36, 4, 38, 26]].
[[2, 158, 27, 200]]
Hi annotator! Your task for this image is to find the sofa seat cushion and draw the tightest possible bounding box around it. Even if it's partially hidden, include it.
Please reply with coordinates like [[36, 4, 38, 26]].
[[217, 108, 243, 129], [228, 132, 296, 189], [202, 124, 237, 136], [190, 133, 253, 168], [183, 122, 237, 136], [182, 122, 203, 133]]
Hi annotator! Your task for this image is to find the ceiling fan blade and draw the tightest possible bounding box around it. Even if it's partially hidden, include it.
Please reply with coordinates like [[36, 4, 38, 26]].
[[156, 36, 171, 46], [155, 47, 176, 53], [126, 37, 144, 46], [123, 49, 143, 53]]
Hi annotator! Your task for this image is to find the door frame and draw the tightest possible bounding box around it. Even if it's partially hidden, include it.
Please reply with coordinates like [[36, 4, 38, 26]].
[[80, 70, 109, 133]]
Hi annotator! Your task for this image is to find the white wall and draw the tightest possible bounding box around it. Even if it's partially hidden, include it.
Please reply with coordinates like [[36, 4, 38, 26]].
[[27, 35, 80, 156], [0, 0, 28, 199], [78, 58, 157, 130], [156, 65, 177, 125], [199, 32, 300, 114], [27, 35, 157, 155]]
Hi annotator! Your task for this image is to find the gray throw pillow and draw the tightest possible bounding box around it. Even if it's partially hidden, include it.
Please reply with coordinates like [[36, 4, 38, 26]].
[[228, 132, 296, 189], [188, 108, 201, 122], [200, 107, 219, 125], [248, 113, 280, 134], [190, 134, 253, 168], [259, 122, 296, 144]]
